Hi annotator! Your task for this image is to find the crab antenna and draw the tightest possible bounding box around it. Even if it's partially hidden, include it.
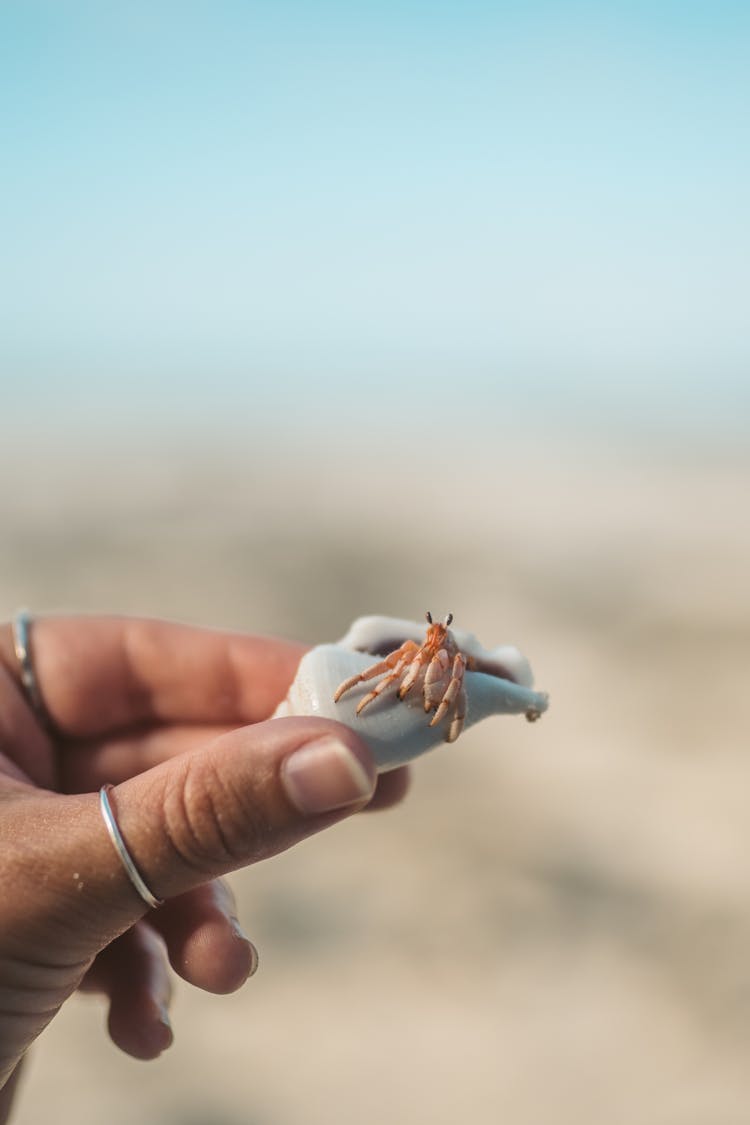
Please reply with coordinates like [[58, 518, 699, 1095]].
[[425, 611, 433, 624], [444, 612, 454, 627]]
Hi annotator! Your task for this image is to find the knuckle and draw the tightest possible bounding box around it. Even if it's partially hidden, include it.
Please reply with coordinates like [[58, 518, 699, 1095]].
[[161, 753, 273, 875]]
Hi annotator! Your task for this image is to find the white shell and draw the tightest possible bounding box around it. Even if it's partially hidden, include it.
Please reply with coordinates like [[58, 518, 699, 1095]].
[[273, 615, 549, 772]]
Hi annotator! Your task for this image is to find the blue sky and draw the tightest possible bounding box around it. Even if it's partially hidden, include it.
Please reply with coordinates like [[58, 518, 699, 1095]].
[[1, 2, 748, 442]]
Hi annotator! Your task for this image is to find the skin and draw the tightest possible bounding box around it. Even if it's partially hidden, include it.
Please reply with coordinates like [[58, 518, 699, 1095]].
[[0, 616, 410, 1122]]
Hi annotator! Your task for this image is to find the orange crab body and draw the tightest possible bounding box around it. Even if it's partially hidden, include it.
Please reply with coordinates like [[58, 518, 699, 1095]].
[[333, 612, 471, 743]]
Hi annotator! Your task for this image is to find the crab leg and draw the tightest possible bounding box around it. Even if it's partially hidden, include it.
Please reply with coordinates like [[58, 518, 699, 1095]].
[[334, 640, 419, 707], [429, 653, 467, 728], [333, 659, 393, 703], [397, 647, 430, 699], [355, 662, 411, 714], [446, 685, 467, 743]]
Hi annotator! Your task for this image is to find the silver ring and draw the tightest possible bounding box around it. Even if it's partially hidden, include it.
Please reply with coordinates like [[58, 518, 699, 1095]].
[[99, 784, 164, 910], [12, 609, 56, 734]]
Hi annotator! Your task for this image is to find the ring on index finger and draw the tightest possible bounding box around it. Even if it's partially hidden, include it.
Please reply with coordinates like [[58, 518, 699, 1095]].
[[12, 608, 57, 735]]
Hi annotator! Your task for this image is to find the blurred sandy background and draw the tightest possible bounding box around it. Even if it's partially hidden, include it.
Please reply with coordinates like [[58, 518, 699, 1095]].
[[1, 432, 749, 1125], [3, 3, 750, 1121]]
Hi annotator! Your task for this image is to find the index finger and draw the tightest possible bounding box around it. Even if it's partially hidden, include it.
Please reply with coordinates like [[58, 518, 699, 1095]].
[[0, 615, 306, 738]]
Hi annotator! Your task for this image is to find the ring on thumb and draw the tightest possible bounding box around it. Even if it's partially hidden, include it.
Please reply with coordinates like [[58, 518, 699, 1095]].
[[62, 717, 377, 936]]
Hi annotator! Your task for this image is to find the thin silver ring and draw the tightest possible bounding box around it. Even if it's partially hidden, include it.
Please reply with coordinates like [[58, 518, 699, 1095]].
[[99, 784, 164, 910], [12, 608, 56, 733]]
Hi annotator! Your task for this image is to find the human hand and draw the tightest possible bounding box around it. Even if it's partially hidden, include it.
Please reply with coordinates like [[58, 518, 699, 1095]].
[[0, 615, 409, 1115]]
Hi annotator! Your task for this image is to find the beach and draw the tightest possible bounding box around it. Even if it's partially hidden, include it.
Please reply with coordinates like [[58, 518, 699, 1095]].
[[2, 430, 749, 1124]]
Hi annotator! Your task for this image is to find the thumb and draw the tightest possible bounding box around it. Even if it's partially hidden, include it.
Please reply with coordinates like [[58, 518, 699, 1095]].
[[35, 717, 377, 947]]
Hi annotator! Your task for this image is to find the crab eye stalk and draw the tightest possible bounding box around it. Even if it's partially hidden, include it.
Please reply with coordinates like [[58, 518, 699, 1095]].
[[444, 613, 454, 627], [425, 611, 433, 625]]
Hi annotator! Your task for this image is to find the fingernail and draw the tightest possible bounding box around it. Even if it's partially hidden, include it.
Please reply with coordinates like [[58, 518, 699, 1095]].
[[157, 1006, 173, 1050], [230, 915, 250, 943], [282, 737, 375, 815], [230, 917, 260, 978]]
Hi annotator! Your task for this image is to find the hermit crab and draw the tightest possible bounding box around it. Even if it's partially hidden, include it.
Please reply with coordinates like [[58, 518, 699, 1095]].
[[333, 612, 470, 743], [273, 613, 549, 772]]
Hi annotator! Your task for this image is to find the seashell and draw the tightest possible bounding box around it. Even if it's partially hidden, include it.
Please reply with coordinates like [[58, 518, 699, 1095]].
[[273, 614, 549, 772]]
